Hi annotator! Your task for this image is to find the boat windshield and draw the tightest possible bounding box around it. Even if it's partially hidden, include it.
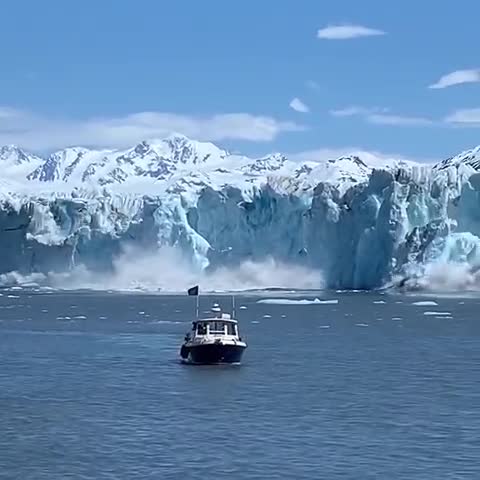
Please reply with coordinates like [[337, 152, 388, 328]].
[[194, 321, 237, 336], [208, 321, 226, 335]]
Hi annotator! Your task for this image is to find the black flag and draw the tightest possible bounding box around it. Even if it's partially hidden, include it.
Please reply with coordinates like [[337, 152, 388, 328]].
[[188, 285, 199, 296]]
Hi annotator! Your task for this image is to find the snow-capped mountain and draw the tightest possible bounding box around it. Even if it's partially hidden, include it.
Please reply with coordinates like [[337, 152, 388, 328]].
[[4, 133, 420, 199], [1, 134, 480, 291]]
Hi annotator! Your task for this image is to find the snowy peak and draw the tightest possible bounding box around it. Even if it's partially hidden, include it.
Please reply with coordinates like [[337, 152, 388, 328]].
[[0, 145, 41, 166], [26, 136, 230, 186], [28, 147, 91, 182], [0, 134, 445, 200], [433, 146, 480, 172], [240, 153, 288, 175]]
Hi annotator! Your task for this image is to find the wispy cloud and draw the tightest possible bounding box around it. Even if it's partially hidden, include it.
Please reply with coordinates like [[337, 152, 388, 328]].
[[305, 80, 320, 90], [330, 106, 383, 117], [317, 24, 385, 40], [289, 97, 310, 113], [0, 107, 305, 151], [367, 113, 434, 126], [444, 108, 480, 126], [290, 147, 430, 165], [330, 106, 434, 126], [429, 69, 480, 89]]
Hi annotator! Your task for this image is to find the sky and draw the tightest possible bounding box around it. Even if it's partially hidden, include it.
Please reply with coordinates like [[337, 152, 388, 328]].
[[0, 0, 479, 163]]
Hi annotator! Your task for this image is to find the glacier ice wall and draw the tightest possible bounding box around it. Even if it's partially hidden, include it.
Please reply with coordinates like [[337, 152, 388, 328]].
[[3, 142, 480, 290]]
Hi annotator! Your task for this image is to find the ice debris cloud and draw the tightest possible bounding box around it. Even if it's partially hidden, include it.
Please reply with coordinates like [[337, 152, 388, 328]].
[[2, 134, 480, 291]]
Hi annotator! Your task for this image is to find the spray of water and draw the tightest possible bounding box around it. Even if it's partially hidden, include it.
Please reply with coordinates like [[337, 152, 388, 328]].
[[394, 261, 480, 292], [0, 246, 324, 292]]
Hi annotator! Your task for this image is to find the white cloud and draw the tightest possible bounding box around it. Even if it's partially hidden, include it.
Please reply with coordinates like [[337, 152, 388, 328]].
[[305, 80, 320, 90], [367, 113, 434, 126], [444, 108, 480, 125], [0, 107, 305, 151], [289, 97, 310, 113], [289, 147, 430, 165], [317, 24, 385, 40], [330, 106, 434, 126], [330, 106, 379, 117], [429, 69, 480, 89]]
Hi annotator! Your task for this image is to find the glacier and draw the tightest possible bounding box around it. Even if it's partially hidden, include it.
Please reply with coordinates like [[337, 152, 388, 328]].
[[2, 135, 480, 291]]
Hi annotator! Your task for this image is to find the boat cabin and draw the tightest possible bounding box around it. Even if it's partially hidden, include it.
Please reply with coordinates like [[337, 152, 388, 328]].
[[191, 315, 239, 338]]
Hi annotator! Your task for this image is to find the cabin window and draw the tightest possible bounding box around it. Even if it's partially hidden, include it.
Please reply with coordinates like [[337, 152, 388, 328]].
[[227, 323, 237, 335], [208, 322, 226, 334], [196, 323, 207, 335]]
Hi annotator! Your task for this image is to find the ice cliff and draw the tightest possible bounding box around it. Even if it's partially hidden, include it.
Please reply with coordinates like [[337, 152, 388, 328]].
[[1, 135, 480, 290]]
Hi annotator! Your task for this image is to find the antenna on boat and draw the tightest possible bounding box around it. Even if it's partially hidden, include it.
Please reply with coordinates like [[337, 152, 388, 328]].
[[232, 294, 236, 319]]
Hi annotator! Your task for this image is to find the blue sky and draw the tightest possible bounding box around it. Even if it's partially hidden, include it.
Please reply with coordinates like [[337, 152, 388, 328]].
[[0, 0, 479, 162]]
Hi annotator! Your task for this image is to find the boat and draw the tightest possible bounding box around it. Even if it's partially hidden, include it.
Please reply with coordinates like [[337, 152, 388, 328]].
[[180, 302, 247, 365]]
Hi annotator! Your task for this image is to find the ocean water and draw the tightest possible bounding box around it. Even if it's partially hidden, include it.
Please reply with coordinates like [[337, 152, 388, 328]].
[[0, 289, 479, 479]]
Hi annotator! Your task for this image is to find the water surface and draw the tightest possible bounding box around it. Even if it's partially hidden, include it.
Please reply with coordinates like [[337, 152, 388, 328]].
[[0, 290, 479, 479]]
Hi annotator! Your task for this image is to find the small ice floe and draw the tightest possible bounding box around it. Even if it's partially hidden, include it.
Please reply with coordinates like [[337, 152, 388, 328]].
[[459, 301, 465, 305], [239, 305, 247, 310], [395, 301, 403, 304], [356, 323, 369, 327], [251, 320, 260, 324], [423, 311, 452, 317], [10, 286, 22, 291], [263, 314, 272, 318], [281, 314, 286, 318], [175, 309, 182, 313], [257, 298, 338, 305], [57, 316, 72, 321], [99, 316, 107, 320], [319, 325, 330, 329], [41, 309, 48, 313], [138, 311, 145, 315], [7, 295, 19, 299], [412, 301, 438, 307], [74, 315, 87, 320], [373, 300, 386, 304], [392, 317, 402, 321]]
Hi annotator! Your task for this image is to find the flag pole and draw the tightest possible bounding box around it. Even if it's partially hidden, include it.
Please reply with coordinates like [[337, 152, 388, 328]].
[[196, 294, 199, 320]]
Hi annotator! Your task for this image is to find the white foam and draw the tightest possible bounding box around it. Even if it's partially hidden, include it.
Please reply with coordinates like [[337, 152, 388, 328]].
[[257, 298, 338, 305], [423, 311, 452, 316], [356, 323, 369, 327], [412, 301, 439, 306], [319, 325, 330, 329], [373, 300, 386, 304], [7, 295, 19, 299]]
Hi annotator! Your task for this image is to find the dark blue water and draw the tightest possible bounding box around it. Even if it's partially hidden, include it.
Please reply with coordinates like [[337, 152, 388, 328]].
[[1, 289, 479, 479]]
